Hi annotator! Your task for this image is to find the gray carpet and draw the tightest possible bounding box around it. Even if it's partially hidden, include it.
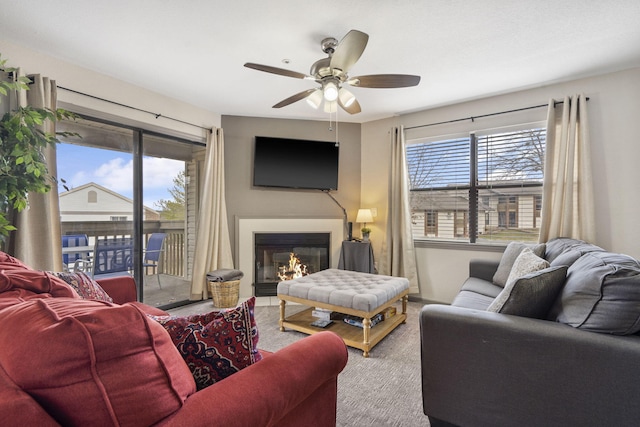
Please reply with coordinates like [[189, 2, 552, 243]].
[[170, 300, 428, 426]]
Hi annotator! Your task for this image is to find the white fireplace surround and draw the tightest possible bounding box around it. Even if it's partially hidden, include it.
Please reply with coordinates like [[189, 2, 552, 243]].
[[236, 217, 345, 298]]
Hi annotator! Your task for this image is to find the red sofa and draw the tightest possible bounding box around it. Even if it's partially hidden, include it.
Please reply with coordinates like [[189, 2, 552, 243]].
[[0, 252, 348, 427]]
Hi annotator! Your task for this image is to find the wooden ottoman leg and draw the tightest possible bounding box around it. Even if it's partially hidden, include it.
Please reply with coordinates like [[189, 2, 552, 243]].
[[362, 317, 371, 358], [279, 299, 286, 332], [402, 295, 408, 324]]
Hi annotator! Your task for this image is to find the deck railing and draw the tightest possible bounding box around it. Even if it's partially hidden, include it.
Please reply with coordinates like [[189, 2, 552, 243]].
[[60, 220, 186, 277]]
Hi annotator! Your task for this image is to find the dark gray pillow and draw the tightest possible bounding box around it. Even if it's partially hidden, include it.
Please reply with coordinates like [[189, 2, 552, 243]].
[[488, 266, 568, 319], [551, 251, 640, 335], [492, 242, 546, 287]]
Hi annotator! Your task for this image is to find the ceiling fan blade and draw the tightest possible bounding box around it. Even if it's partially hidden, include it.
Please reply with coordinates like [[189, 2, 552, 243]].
[[348, 74, 421, 88], [244, 62, 309, 79], [272, 89, 318, 108], [339, 97, 361, 115], [329, 30, 369, 74]]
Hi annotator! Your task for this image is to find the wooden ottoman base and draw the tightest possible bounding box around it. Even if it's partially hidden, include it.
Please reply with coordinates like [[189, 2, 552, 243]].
[[278, 291, 408, 357]]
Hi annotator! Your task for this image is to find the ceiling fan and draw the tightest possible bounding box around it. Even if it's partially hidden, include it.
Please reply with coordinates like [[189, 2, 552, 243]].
[[244, 29, 421, 115]]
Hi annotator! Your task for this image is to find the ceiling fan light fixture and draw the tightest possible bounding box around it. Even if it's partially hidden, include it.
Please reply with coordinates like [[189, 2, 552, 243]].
[[323, 81, 339, 102], [338, 88, 356, 107], [306, 89, 323, 109], [324, 100, 337, 113]]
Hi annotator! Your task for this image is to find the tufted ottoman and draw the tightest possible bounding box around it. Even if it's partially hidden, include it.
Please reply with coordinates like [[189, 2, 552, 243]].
[[277, 269, 409, 357]]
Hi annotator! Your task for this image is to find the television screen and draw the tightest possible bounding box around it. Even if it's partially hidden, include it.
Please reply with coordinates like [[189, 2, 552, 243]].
[[253, 136, 339, 190]]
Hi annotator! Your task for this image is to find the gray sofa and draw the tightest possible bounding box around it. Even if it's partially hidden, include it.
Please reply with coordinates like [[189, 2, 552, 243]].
[[420, 238, 640, 427]]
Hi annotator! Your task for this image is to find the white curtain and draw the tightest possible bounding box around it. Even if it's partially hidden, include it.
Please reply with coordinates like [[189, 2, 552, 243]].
[[539, 94, 595, 243], [190, 127, 234, 300], [380, 126, 419, 293], [10, 72, 63, 270]]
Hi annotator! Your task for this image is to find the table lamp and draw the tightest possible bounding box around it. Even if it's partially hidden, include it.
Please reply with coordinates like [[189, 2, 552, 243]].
[[356, 208, 374, 241]]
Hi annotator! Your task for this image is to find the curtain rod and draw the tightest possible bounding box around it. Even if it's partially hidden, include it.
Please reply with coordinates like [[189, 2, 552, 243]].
[[405, 97, 589, 131], [58, 86, 213, 133]]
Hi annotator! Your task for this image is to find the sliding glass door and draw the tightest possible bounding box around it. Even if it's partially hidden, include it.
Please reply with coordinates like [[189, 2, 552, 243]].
[[141, 133, 196, 306], [57, 116, 202, 308]]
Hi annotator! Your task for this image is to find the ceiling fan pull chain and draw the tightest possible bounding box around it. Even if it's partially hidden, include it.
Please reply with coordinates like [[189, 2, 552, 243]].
[[335, 104, 339, 145]]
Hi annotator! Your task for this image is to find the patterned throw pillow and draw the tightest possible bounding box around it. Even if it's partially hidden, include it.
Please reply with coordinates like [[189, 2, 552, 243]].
[[50, 271, 113, 302], [492, 242, 546, 287], [149, 297, 262, 389], [504, 248, 549, 286]]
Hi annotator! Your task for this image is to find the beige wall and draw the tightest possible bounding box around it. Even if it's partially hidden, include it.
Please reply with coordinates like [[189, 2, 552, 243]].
[[0, 40, 219, 140], [221, 115, 361, 261], [363, 67, 640, 303]]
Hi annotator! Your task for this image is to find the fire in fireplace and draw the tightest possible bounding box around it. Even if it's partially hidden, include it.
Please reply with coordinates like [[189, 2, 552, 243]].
[[277, 252, 309, 281], [254, 233, 330, 296]]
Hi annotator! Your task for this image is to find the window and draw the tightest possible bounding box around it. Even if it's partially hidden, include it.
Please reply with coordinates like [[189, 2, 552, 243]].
[[407, 125, 546, 243]]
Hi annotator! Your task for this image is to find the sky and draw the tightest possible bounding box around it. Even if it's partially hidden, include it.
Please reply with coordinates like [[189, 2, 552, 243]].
[[56, 143, 185, 210]]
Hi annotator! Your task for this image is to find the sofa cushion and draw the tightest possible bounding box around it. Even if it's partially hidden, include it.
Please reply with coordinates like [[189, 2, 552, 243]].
[[492, 242, 546, 287], [50, 271, 113, 302], [451, 290, 497, 310], [0, 251, 31, 270], [0, 298, 196, 426], [550, 251, 640, 334], [458, 276, 504, 299], [545, 237, 604, 267], [0, 268, 80, 311], [0, 268, 78, 299], [0, 363, 59, 426], [149, 297, 262, 390], [487, 265, 568, 318]]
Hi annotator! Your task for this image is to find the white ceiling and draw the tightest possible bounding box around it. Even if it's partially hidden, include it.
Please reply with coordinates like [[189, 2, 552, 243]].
[[1, 0, 640, 124]]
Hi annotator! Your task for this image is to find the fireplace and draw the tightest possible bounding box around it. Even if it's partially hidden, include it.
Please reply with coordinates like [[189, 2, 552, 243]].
[[254, 233, 330, 297]]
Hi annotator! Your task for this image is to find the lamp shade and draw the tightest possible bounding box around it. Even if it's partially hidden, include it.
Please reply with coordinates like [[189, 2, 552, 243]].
[[338, 87, 356, 107], [305, 89, 323, 109], [356, 208, 374, 224]]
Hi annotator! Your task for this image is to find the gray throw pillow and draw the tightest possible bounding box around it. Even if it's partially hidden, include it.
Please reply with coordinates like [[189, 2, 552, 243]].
[[488, 265, 568, 319], [492, 242, 546, 287]]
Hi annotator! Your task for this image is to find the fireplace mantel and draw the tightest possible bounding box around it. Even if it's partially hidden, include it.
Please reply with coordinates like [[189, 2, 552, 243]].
[[236, 217, 345, 298]]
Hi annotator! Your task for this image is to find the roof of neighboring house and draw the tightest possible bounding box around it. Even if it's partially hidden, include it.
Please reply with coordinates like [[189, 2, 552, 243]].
[[59, 182, 159, 216]]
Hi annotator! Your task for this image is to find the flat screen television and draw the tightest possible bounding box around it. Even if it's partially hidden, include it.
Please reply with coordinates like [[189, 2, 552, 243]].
[[253, 136, 339, 190]]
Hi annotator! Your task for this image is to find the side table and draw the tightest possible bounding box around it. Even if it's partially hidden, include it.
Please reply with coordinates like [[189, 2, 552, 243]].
[[337, 240, 376, 274]]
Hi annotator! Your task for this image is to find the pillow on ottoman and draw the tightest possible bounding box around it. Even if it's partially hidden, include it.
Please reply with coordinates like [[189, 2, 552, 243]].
[[0, 298, 195, 427], [149, 297, 262, 390]]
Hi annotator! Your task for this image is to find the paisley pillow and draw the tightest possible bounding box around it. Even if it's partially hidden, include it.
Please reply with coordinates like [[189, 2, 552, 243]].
[[149, 297, 261, 389]]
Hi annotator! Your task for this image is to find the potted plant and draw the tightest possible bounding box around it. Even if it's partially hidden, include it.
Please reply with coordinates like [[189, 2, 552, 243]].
[[361, 227, 371, 241], [0, 53, 76, 250]]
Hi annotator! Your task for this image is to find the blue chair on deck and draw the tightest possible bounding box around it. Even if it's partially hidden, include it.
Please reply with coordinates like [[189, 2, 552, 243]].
[[62, 234, 91, 272], [92, 237, 134, 279], [143, 233, 166, 288]]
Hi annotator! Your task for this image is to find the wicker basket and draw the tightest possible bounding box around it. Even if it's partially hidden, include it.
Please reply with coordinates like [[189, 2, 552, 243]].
[[208, 279, 240, 308]]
